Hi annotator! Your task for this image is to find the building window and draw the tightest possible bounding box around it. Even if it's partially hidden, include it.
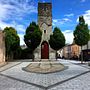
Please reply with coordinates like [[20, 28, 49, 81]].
[[44, 30, 46, 34]]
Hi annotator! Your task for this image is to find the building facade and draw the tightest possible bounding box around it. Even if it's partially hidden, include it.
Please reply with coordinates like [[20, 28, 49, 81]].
[[82, 40, 90, 61], [82, 40, 90, 50], [34, 1, 55, 59], [60, 44, 81, 59]]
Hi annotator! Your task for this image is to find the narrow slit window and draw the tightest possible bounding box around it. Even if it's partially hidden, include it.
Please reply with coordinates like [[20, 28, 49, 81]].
[[44, 30, 46, 34]]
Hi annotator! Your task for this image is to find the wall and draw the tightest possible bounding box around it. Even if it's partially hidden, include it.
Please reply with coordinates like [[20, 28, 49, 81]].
[[0, 31, 5, 62], [61, 44, 81, 59]]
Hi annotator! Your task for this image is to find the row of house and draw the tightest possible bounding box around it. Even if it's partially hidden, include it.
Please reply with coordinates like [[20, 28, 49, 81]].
[[58, 40, 90, 60], [58, 43, 81, 59]]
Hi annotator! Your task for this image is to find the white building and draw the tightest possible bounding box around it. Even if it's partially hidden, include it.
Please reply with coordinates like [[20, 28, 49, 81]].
[[82, 40, 90, 50]]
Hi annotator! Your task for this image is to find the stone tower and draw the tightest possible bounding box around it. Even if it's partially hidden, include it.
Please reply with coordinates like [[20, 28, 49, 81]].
[[38, 2, 52, 41], [34, 1, 55, 59]]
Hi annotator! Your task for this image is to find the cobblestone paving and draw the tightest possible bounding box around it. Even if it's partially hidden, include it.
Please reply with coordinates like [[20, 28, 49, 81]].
[[0, 62, 21, 72], [48, 72, 90, 90], [68, 60, 90, 69], [0, 60, 90, 90], [0, 74, 41, 90]]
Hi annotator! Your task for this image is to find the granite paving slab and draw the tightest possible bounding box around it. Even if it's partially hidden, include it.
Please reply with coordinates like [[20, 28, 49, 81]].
[[0, 74, 41, 90], [0, 60, 89, 88], [48, 72, 90, 90], [0, 62, 21, 72]]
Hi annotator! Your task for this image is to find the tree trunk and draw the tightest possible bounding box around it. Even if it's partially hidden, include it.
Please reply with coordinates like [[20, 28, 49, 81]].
[[32, 52, 34, 62], [11, 52, 13, 60], [87, 42, 88, 49], [56, 50, 57, 60], [81, 46, 83, 63], [6, 55, 9, 61], [6, 54, 11, 61]]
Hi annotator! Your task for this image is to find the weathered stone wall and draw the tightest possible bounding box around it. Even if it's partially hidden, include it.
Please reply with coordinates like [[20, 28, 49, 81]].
[[38, 3, 52, 41], [0, 30, 5, 62], [34, 2, 55, 59]]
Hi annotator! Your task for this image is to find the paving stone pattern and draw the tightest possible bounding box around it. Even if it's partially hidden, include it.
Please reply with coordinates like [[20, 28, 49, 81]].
[[0, 60, 90, 90], [0, 60, 89, 90], [0, 75, 41, 90], [48, 72, 90, 90]]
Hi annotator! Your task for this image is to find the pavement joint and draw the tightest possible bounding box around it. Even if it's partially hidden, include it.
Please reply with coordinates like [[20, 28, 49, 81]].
[[0, 70, 90, 90], [46, 70, 90, 89], [0, 62, 22, 72], [68, 60, 90, 69], [0, 73, 46, 90], [0, 60, 90, 90]]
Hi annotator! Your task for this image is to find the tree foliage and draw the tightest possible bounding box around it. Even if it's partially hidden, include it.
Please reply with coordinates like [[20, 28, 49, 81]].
[[24, 22, 42, 52], [49, 27, 65, 51], [3, 27, 20, 60], [74, 16, 90, 46]]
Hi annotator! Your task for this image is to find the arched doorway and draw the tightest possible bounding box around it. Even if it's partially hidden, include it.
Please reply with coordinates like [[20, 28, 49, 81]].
[[41, 41, 49, 59]]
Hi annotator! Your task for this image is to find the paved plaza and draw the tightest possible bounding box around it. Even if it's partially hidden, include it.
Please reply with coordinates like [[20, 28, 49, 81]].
[[0, 59, 90, 90]]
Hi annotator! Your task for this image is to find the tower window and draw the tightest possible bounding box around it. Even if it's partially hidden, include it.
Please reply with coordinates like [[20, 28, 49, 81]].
[[44, 30, 46, 34], [44, 7, 46, 11]]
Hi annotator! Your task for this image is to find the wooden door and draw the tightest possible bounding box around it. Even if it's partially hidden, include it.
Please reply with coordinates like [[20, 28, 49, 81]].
[[41, 41, 49, 59]]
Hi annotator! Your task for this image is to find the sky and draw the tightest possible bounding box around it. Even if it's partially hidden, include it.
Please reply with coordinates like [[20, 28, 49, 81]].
[[0, 0, 90, 45]]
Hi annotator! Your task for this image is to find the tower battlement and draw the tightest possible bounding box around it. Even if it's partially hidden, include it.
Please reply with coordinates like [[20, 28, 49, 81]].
[[38, 3, 52, 16], [38, 2, 52, 40]]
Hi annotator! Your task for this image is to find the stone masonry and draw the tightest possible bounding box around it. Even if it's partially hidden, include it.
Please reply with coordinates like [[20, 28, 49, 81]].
[[0, 30, 5, 63], [34, 2, 55, 59]]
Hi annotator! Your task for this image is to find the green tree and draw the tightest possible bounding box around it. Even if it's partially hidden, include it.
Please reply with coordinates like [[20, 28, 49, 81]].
[[3, 27, 20, 61], [24, 22, 42, 61], [73, 16, 90, 63], [49, 27, 65, 60]]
